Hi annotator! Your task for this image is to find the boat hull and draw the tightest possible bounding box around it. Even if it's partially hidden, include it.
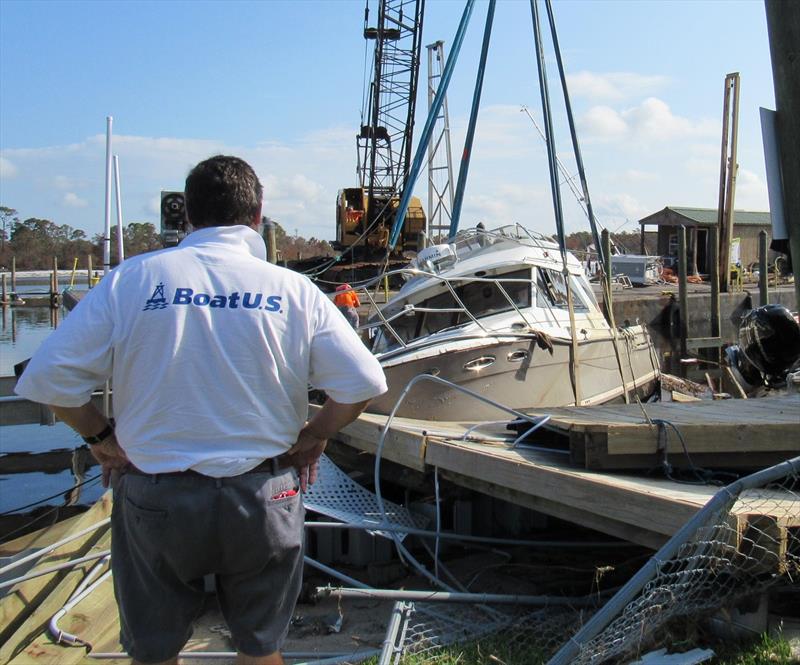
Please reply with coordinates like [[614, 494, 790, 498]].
[[369, 327, 659, 421]]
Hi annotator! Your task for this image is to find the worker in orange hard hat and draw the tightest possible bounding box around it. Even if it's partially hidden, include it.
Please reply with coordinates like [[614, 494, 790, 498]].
[[333, 283, 360, 329]]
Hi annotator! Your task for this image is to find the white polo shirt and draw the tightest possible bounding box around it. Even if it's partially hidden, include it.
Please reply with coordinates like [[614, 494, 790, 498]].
[[16, 225, 387, 476]]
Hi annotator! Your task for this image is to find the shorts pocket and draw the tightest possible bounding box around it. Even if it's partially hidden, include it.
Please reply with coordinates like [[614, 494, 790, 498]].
[[262, 469, 301, 508], [124, 495, 168, 523]]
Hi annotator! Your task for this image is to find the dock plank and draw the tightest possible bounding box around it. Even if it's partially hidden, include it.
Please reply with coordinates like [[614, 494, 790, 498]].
[[0, 494, 112, 664], [331, 405, 798, 549], [424, 438, 709, 545]]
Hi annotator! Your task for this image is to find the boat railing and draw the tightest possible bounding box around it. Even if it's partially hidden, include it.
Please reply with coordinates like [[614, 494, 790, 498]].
[[447, 223, 558, 262], [348, 267, 540, 351]]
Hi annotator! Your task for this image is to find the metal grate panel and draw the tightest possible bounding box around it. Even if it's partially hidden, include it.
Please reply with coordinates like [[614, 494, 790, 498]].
[[303, 455, 422, 540]]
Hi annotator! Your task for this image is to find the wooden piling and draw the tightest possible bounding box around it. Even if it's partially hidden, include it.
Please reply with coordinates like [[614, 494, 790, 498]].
[[51, 256, 58, 308], [1, 274, 7, 306], [11, 256, 16, 294], [678, 225, 688, 356], [759, 229, 769, 306], [709, 227, 720, 338], [264, 218, 277, 264], [87, 255, 93, 288]]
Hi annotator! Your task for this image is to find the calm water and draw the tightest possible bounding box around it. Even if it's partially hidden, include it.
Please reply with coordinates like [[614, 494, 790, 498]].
[[1, 301, 105, 519]]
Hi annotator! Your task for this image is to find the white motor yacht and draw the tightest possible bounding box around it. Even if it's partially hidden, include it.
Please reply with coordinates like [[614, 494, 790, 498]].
[[362, 224, 661, 421]]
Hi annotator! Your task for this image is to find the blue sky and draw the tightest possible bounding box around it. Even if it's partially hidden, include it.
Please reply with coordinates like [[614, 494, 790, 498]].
[[0, 0, 775, 242]]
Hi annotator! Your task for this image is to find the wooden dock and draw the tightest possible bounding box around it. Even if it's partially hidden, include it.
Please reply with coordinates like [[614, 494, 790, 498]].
[[321, 396, 800, 550], [1, 399, 797, 663], [519, 395, 800, 470]]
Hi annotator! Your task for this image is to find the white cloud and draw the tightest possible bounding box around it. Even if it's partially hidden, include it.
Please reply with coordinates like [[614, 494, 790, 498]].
[[580, 97, 716, 143], [0, 156, 18, 178], [735, 168, 769, 210], [566, 71, 669, 102], [146, 196, 162, 217], [0, 132, 352, 238], [63, 192, 88, 208], [54, 174, 89, 190], [593, 193, 649, 224], [624, 169, 657, 182], [581, 105, 628, 140]]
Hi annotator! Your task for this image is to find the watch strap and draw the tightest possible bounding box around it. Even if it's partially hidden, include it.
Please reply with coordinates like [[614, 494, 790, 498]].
[[82, 423, 115, 445]]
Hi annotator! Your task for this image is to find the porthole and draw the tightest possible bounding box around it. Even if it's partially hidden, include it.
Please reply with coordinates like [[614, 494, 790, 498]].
[[463, 355, 496, 371]]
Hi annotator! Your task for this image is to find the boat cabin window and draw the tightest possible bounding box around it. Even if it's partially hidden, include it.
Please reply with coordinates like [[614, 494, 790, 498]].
[[536, 268, 589, 312], [371, 268, 532, 353], [454, 268, 531, 325]]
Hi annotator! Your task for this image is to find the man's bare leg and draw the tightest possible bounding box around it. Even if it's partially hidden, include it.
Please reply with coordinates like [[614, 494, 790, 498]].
[[236, 651, 284, 665]]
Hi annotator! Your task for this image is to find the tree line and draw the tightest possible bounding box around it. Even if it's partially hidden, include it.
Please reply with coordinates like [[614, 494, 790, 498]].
[[1, 205, 652, 272], [0, 207, 335, 271]]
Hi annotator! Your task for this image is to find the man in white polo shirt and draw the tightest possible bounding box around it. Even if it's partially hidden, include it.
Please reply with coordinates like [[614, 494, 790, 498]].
[[16, 155, 387, 665]]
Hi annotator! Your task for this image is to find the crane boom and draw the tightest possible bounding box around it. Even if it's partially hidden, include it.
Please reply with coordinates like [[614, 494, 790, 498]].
[[336, 0, 426, 258], [359, 0, 425, 211]]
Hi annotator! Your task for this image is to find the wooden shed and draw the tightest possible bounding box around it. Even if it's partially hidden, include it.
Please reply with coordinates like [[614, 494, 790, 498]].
[[638, 206, 772, 274]]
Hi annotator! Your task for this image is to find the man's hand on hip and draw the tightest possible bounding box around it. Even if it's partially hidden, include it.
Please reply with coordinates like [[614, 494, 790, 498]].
[[287, 397, 373, 491], [287, 426, 327, 491], [88, 435, 130, 487]]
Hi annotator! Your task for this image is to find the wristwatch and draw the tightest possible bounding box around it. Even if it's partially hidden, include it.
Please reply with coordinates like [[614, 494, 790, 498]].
[[82, 423, 115, 445]]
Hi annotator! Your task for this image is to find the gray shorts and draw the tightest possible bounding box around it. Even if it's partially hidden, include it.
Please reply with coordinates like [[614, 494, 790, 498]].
[[111, 466, 304, 663]]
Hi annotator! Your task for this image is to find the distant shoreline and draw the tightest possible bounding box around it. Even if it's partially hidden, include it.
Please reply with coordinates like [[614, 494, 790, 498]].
[[1, 270, 95, 283]]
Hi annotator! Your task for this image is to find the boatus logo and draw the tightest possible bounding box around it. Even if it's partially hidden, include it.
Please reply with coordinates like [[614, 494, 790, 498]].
[[143, 283, 168, 310], [143, 283, 282, 312]]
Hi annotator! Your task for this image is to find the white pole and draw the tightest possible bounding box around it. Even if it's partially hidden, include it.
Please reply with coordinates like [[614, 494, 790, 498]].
[[113, 155, 125, 262], [103, 117, 113, 275]]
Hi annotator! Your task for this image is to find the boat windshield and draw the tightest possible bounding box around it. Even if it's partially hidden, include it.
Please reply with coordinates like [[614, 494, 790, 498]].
[[535, 267, 591, 312], [371, 268, 532, 354]]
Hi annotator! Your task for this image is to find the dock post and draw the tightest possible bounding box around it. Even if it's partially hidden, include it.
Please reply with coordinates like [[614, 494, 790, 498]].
[[678, 225, 688, 357], [1, 273, 7, 307], [759, 229, 769, 306], [709, 227, 720, 339], [87, 254, 93, 288], [11, 256, 16, 298], [51, 256, 59, 308], [264, 217, 278, 264]]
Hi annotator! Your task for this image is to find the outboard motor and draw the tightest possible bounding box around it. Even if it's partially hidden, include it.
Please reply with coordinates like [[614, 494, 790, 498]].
[[727, 304, 800, 389]]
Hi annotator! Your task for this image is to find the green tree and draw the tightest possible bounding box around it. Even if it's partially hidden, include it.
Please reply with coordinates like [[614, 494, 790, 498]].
[[0, 206, 19, 267], [92, 222, 162, 265], [269, 219, 333, 261], [6, 217, 94, 269]]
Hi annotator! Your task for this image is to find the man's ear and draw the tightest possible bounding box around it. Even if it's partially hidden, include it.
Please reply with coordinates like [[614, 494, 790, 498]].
[[250, 203, 264, 230]]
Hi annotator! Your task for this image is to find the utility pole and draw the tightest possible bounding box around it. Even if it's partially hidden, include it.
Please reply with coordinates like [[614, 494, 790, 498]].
[[764, 0, 800, 307], [716, 73, 740, 293]]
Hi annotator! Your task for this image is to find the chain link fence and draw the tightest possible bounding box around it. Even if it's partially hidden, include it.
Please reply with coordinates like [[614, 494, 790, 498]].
[[377, 456, 799, 664]]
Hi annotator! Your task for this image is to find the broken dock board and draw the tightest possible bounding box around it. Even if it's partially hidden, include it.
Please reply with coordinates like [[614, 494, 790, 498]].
[[325, 407, 799, 550], [520, 395, 800, 470]]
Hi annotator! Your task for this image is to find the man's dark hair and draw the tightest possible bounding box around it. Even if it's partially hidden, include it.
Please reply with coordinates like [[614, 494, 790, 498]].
[[184, 155, 263, 228]]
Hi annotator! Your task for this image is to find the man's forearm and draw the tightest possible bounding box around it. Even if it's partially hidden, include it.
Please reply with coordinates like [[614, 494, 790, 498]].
[[305, 398, 371, 439], [49, 402, 111, 439]]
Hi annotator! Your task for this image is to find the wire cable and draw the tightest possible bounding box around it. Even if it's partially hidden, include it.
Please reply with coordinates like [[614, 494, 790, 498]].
[[0, 504, 63, 545], [0, 473, 102, 517]]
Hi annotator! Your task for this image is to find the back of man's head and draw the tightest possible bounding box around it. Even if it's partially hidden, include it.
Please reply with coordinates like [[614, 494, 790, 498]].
[[185, 155, 263, 229]]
